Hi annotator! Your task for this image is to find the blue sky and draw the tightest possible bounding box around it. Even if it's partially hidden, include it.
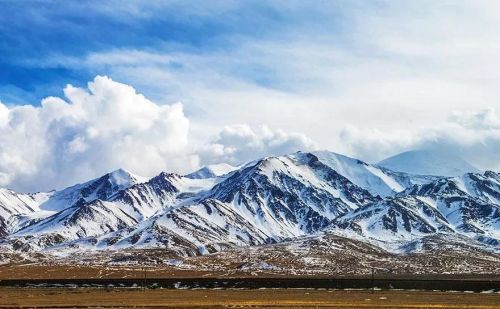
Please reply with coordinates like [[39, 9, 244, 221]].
[[1, 1, 500, 191], [0, 1, 348, 104]]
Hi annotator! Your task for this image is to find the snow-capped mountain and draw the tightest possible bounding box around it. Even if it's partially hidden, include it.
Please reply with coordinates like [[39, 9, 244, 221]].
[[328, 170, 500, 250], [0, 151, 498, 258], [400, 172, 500, 245], [312, 151, 435, 197], [39, 168, 147, 212], [29, 152, 382, 253], [205, 153, 379, 231], [8, 171, 219, 250], [0, 189, 50, 236], [331, 196, 454, 243], [87, 199, 275, 255], [378, 150, 480, 177], [185, 163, 237, 179], [403, 171, 500, 205], [1, 169, 148, 249]]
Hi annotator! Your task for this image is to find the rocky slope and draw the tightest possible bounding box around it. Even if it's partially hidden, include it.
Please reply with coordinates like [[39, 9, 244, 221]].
[[0, 151, 498, 264]]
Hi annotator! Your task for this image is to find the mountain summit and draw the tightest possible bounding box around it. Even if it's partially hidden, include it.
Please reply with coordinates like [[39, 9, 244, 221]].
[[185, 163, 237, 179], [378, 150, 480, 177]]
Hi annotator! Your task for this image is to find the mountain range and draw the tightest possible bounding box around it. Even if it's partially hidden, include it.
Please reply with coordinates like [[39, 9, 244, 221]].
[[378, 150, 481, 177], [0, 150, 498, 267]]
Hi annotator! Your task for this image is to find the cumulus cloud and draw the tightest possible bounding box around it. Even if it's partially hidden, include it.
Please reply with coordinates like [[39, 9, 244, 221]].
[[0, 76, 194, 191], [0, 76, 317, 192], [5, 1, 500, 176], [199, 124, 316, 165], [0, 102, 8, 127], [341, 108, 500, 171]]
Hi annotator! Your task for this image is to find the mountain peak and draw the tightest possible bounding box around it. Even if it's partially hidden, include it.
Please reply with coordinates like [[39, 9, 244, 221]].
[[107, 168, 148, 186], [378, 150, 480, 177], [185, 163, 237, 179], [1, 150, 498, 258]]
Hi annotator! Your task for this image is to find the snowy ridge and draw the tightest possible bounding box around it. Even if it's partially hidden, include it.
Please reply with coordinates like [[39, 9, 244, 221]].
[[328, 171, 500, 250], [331, 196, 453, 244], [185, 163, 237, 179], [38, 168, 147, 212], [312, 151, 436, 197], [0, 189, 51, 236], [0, 151, 498, 257], [399, 172, 500, 245]]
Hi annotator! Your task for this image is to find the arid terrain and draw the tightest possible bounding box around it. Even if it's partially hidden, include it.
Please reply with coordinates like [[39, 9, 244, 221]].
[[1, 263, 500, 281], [3, 233, 499, 279], [0, 288, 499, 308], [1, 260, 499, 308]]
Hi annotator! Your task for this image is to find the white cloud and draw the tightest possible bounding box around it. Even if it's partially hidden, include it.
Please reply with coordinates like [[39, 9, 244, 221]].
[[450, 109, 500, 130], [0, 76, 193, 191], [0, 76, 316, 192], [44, 0, 500, 164], [5, 1, 500, 188], [0, 102, 8, 127], [199, 124, 316, 165], [341, 108, 500, 171]]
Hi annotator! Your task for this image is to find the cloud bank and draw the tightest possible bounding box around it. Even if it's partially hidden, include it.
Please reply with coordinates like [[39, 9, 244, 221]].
[[341, 108, 500, 171], [0, 76, 315, 192], [0, 76, 192, 191], [200, 124, 316, 165], [26, 0, 500, 163], [0, 75, 498, 192]]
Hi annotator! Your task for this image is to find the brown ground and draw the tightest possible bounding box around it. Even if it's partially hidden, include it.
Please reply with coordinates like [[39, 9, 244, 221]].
[[0, 288, 499, 308], [1, 264, 499, 280], [2, 233, 499, 279], [0, 264, 202, 280]]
